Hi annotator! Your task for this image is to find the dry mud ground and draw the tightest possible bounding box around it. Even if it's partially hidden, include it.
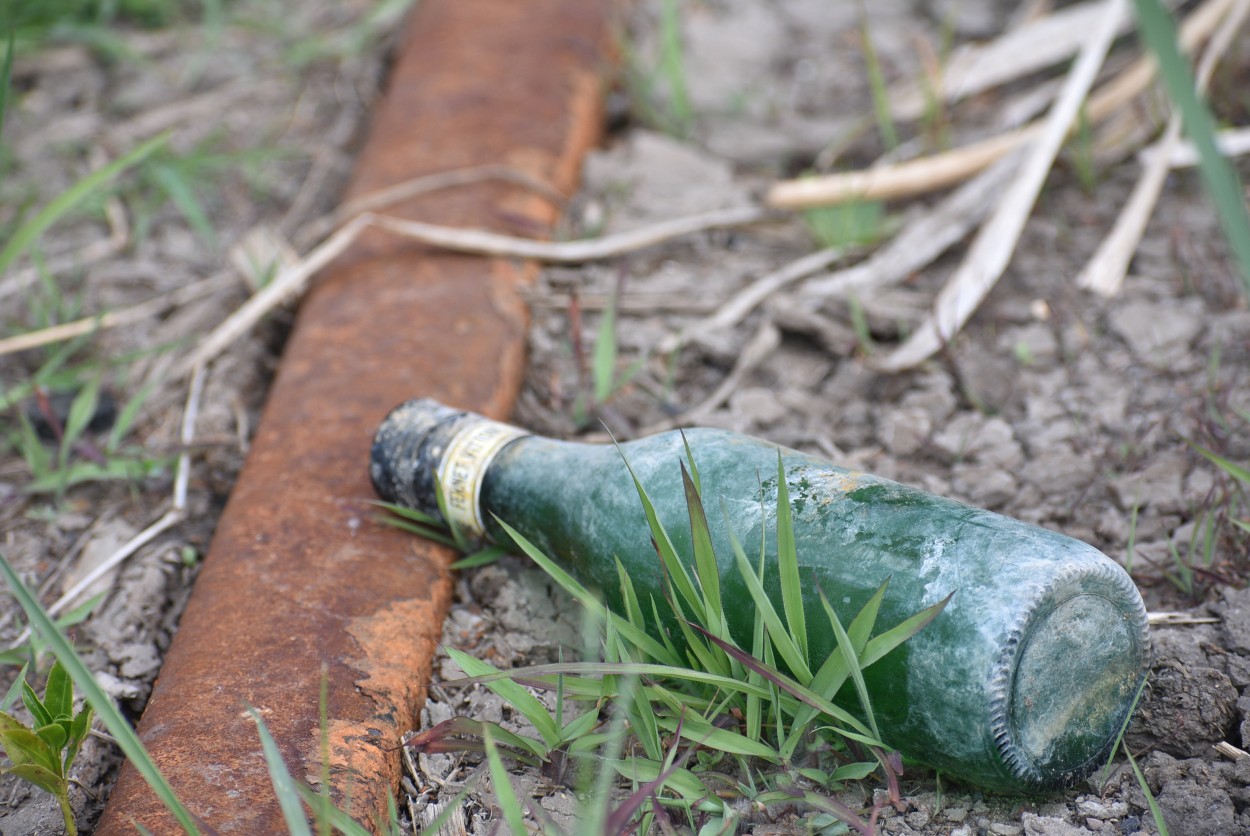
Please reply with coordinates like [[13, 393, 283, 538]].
[[2, 0, 1250, 834]]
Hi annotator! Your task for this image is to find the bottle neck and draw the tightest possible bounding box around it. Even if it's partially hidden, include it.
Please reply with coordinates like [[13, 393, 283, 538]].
[[369, 399, 529, 540]]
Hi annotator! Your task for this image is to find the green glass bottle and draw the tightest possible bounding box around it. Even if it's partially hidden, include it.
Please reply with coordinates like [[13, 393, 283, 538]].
[[371, 399, 1149, 793]]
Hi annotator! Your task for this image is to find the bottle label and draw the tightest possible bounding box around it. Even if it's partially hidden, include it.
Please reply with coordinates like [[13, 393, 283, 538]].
[[436, 418, 529, 540]]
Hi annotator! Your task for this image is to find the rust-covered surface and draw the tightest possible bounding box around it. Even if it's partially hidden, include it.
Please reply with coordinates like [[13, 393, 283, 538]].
[[95, 0, 611, 832]]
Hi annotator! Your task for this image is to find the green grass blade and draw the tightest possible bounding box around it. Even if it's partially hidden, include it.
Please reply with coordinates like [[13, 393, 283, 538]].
[[775, 453, 808, 662], [745, 562, 766, 745], [0, 31, 13, 139], [0, 132, 170, 277], [858, 1, 898, 150], [370, 500, 444, 528], [373, 516, 457, 548], [1, 663, 29, 712], [1123, 741, 1169, 836], [628, 680, 663, 762], [107, 380, 158, 453], [448, 545, 505, 570], [1131, 0, 1250, 293], [1190, 441, 1250, 484], [847, 580, 888, 655], [496, 517, 680, 666], [615, 556, 647, 631], [672, 614, 729, 678], [454, 662, 770, 701], [820, 589, 880, 741], [150, 162, 218, 250], [727, 524, 811, 682], [860, 592, 953, 668], [0, 551, 202, 834], [248, 708, 314, 836], [680, 430, 701, 496], [681, 462, 722, 632], [657, 0, 693, 138], [445, 648, 561, 747], [58, 377, 102, 473], [693, 623, 878, 744], [615, 441, 705, 623], [482, 725, 528, 835], [293, 783, 371, 836], [592, 290, 618, 404], [654, 712, 781, 762], [1098, 674, 1150, 787], [835, 762, 882, 784], [607, 758, 720, 812], [788, 585, 889, 743]]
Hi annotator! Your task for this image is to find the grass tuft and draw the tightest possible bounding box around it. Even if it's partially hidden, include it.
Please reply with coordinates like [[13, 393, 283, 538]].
[[383, 440, 948, 832], [0, 550, 203, 835]]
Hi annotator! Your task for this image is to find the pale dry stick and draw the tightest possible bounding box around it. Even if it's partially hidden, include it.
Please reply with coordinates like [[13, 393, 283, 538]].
[[767, 0, 1235, 210], [655, 246, 849, 355], [1144, 125, 1250, 167], [655, 153, 1020, 356], [767, 130, 1026, 209], [1215, 742, 1250, 760], [802, 151, 1021, 300], [298, 164, 567, 244], [889, 0, 1146, 121], [174, 213, 372, 377], [0, 273, 233, 358], [6, 366, 205, 651], [58, 363, 202, 618], [1078, 0, 1250, 296], [877, 0, 1130, 372], [1146, 611, 1220, 625], [367, 205, 770, 262], [178, 206, 771, 375], [0, 197, 130, 304]]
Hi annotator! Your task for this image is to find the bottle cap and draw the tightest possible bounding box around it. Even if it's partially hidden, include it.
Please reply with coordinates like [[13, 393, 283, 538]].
[[371, 399, 528, 539]]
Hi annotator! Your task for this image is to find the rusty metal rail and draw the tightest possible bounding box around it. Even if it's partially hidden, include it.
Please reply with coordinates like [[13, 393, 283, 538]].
[[96, 1, 611, 831]]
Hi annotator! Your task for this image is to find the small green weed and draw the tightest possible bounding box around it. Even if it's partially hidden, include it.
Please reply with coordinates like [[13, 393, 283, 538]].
[[2, 0, 188, 41], [275, 0, 419, 68], [914, 14, 956, 151], [0, 550, 203, 833], [2, 374, 172, 498], [857, 3, 897, 151], [568, 278, 647, 427], [0, 659, 93, 835], [621, 0, 695, 138], [0, 133, 168, 279], [802, 199, 888, 252], [1065, 107, 1099, 194], [1, 547, 431, 834], [0, 594, 103, 669]]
